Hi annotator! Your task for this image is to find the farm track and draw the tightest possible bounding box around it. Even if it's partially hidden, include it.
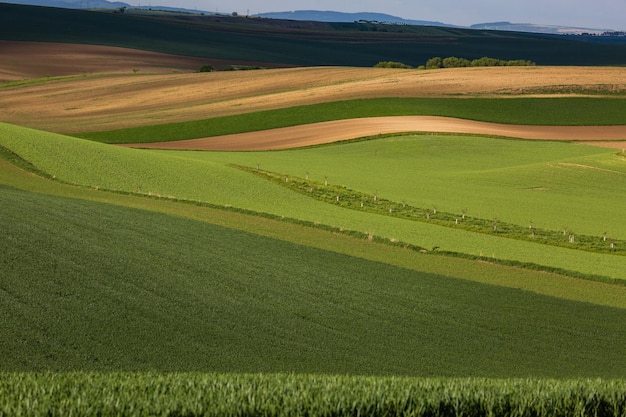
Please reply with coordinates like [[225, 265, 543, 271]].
[[121, 116, 626, 150]]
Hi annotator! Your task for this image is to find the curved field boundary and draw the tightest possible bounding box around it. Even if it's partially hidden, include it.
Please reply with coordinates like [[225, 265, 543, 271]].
[[120, 116, 626, 150], [3, 65, 625, 134]]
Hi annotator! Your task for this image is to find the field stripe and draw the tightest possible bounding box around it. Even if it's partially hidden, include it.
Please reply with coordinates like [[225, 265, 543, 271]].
[[119, 116, 626, 150]]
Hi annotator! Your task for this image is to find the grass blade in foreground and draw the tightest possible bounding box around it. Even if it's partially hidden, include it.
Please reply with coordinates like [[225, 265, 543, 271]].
[[2, 373, 625, 417]]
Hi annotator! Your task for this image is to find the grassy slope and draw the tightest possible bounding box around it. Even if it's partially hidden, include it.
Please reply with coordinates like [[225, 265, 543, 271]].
[[3, 156, 625, 310], [174, 135, 626, 239], [3, 184, 626, 377], [76, 97, 626, 142], [1, 123, 625, 281], [1, 3, 626, 67]]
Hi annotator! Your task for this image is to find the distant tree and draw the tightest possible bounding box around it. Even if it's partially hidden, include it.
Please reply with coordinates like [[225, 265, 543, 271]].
[[374, 61, 412, 69], [443, 56, 471, 68], [471, 56, 502, 67], [199, 65, 214, 72], [425, 56, 535, 69], [425, 57, 443, 69]]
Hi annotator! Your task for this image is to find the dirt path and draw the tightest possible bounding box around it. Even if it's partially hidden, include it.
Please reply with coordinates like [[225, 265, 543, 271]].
[[121, 116, 626, 150]]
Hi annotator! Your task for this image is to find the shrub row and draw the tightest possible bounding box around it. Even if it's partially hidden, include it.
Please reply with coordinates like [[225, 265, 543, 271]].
[[375, 56, 535, 69]]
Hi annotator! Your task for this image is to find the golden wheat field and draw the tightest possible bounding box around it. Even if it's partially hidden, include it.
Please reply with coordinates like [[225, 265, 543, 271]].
[[1, 41, 625, 149]]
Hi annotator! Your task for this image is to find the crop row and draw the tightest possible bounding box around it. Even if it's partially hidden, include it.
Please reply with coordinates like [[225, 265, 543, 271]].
[[2, 373, 626, 417]]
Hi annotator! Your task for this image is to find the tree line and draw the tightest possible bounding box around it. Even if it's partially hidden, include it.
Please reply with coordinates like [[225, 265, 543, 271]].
[[375, 56, 535, 69]]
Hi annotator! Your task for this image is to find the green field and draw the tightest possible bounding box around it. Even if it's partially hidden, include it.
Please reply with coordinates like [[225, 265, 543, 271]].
[[3, 184, 626, 376], [167, 135, 626, 240], [2, 11, 626, 412], [76, 97, 626, 142], [2, 122, 625, 281]]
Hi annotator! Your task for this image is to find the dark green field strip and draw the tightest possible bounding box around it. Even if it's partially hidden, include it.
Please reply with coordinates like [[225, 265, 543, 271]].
[[1, 373, 625, 417], [75, 97, 626, 143], [2, 185, 626, 376], [2, 3, 626, 67]]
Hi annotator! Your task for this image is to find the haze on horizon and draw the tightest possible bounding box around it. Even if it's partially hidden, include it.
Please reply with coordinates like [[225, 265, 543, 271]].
[[128, 0, 625, 31]]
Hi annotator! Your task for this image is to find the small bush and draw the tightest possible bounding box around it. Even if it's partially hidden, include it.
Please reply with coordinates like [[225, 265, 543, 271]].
[[425, 56, 536, 68]]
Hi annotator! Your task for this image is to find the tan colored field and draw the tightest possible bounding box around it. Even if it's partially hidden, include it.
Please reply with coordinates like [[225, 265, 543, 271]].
[[1, 41, 625, 134], [123, 116, 626, 150]]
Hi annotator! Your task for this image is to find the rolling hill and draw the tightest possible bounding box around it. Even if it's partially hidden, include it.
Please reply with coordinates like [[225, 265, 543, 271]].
[[2, 127, 626, 376], [1, 4, 626, 414], [2, 3, 626, 66]]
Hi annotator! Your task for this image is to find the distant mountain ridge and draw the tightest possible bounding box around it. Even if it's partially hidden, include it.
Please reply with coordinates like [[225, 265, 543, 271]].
[[3, 0, 619, 35], [470, 21, 613, 35], [253, 10, 454, 28]]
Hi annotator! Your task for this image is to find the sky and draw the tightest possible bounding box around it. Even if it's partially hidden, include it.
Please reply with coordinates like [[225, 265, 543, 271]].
[[134, 0, 626, 30]]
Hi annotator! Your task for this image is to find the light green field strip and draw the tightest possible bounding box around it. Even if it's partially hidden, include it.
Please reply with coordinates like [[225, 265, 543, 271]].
[[1, 123, 624, 281], [2, 156, 626, 310], [162, 135, 626, 239]]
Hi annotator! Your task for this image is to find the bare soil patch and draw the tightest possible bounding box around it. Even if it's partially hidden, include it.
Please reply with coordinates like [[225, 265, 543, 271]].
[[1, 58, 625, 133], [120, 116, 626, 151]]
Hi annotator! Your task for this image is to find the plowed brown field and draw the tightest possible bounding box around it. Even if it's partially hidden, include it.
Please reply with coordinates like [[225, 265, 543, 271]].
[[121, 116, 626, 150]]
